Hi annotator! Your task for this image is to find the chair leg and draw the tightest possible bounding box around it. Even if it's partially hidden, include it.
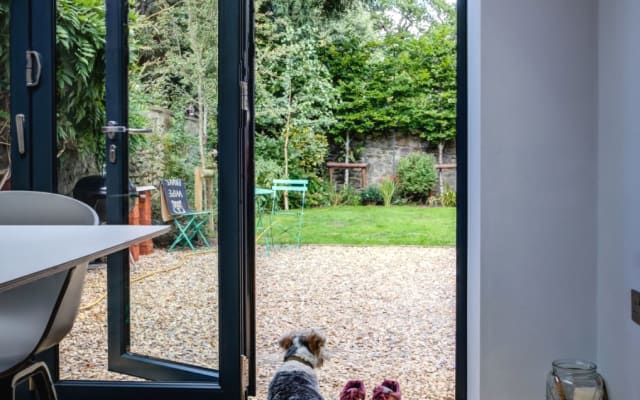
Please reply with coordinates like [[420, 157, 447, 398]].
[[169, 218, 196, 252], [11, 361, 58, 400]]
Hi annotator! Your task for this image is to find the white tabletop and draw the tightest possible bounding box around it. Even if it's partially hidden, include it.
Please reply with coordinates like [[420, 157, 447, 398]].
[[0, 225, 170, 293]]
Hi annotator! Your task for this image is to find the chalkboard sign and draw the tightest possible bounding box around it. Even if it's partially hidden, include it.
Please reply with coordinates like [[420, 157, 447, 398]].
[[160, 179, 192, 220]]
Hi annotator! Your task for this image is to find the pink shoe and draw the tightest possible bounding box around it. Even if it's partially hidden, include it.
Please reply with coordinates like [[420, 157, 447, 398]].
[[372, 380, 401, 400], [340, 380, 366, 400]]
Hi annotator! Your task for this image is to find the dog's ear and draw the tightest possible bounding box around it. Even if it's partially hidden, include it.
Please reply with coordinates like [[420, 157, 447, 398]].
[[278, 333, 294, 350], [304, 329, 326, 356]]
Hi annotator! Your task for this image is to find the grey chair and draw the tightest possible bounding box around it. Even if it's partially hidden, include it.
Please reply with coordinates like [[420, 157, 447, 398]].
[[0, 191, 98, 400]]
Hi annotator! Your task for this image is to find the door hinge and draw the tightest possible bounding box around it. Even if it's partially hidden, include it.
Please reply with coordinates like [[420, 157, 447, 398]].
[[240, 81, 249, 111], [241, 354, 249, 393]]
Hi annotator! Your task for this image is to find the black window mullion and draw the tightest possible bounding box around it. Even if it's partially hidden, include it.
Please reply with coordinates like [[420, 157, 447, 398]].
[[9, 0, 31, 190], [30, 0, 56, 192], [104, 0, 131, 375], [455, 0, 468, 399], [217, 0, 244, 394]]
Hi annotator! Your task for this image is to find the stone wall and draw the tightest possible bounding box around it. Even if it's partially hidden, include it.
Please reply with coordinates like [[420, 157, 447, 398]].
[[329, 132, 457, 194]]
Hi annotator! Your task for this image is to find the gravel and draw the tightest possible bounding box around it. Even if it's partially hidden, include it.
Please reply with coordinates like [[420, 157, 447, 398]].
[[59, 245, 456, 400]]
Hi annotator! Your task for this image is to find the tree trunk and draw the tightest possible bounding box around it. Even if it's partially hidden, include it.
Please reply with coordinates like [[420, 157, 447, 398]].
[[283, 85, 293, 210], [344, 132, 350, 187], [438, 142, 445, 195]]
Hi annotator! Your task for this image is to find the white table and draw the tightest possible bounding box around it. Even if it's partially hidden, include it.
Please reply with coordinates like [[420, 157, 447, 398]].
[[0, 225, 170, 293]]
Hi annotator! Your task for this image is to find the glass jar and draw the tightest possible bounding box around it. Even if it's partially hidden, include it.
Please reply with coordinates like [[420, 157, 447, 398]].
[[546, 359, 606, 400]]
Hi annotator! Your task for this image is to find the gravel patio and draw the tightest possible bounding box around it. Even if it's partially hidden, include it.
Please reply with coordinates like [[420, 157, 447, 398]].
[[58, 245, 456, 400]]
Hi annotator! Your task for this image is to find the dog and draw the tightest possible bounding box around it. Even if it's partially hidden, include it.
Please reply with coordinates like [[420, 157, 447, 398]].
[[267, 329, 327, 400]]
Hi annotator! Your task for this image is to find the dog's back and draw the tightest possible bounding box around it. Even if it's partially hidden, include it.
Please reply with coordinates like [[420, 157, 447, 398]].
[[267, 329, 326, 400], [267, 364, 323, 400]]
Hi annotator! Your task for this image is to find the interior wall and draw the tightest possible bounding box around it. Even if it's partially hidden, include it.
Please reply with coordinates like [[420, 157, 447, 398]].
[[597, 0, 640, 398], [468, 1, 598, 399]]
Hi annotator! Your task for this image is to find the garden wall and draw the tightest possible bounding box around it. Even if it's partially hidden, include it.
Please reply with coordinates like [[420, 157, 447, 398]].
[[329, 132, 457, 194]]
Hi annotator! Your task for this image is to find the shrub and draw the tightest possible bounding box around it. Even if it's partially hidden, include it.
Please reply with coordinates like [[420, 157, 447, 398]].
[[396, 152, 437, 203], [340, 185, 361, 206], [441, 185, 457, 207], [360, 185, 383, 205]]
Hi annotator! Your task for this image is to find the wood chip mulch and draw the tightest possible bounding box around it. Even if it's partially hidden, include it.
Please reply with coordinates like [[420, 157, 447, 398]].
[[59, 245, 455, 400]]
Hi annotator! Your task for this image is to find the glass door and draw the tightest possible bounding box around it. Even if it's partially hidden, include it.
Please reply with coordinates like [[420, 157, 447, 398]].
[[53, 0, 255, 399]]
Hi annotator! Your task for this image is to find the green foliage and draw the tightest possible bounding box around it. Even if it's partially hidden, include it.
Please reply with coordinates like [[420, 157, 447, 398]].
[[55, 0, 106, 166], [379, 176, 397, 207], [130, 0, 218, 176], [441, 184, 456, 207], [366, 0, 455, 34], [319, 1, 456, 146], [255, 128, 328, 182], [0, 0, 106, 186], [360, 185, 383, 204], [326, 183, 360, 206], [255, 3, 338, 137], [396, 152, 437, 203]]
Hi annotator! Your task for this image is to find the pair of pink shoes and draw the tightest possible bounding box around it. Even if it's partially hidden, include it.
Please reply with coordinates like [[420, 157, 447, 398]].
[[340, 379, 401, 400]]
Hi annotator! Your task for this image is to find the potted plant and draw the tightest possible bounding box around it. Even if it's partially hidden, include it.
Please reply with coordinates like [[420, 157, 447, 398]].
[[359, 185, 383, 205]]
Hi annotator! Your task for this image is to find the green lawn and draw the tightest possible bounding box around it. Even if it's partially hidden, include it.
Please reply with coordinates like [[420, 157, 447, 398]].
[[263, 206, 456, 246]]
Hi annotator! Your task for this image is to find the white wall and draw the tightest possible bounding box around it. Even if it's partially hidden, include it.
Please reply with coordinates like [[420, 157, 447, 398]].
[[597, 0, 640, 398], [468, 1, 599, 399]]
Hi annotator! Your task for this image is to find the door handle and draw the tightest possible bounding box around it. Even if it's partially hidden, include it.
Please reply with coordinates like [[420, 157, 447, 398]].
[[15, 114, 26, 155], [101, 121, 152, 139], [102, 121, 153, 163], [25, 50, 42, 87]]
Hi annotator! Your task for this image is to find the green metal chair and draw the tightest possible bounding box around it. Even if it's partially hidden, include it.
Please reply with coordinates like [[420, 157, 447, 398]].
[[255, 187, 274, 253], [270, 179, 308, 248], [160, 179, 212, 252]]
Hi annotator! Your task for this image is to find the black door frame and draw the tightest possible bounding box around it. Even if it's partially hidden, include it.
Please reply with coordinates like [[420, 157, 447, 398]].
[[9, 0, 56, 192], [10, 0, 467, 398], [10, 0, 254, 399], [56, 0, 253, 398], [455, 0, 468, 399]]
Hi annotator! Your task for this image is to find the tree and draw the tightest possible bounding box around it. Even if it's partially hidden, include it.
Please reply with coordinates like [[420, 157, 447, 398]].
[[131, 0, 219, 194], [255, 1, 337, 207], [321, 0, 456, 168]]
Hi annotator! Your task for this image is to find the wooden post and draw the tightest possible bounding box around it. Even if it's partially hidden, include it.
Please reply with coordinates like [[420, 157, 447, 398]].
[[194, 166, 216, 233], [138, 190, 154, 255], [194, 166, 204, 211], [128, 198, 140, 261]]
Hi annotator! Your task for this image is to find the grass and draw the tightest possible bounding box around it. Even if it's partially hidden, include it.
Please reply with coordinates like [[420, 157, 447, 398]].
[[263, 205, 456, 246]]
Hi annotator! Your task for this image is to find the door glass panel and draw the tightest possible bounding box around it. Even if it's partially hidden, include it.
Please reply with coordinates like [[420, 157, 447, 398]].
[[0, 3, 9, 191], [127, 0, 219, 371], [58, 0, 220, 379]]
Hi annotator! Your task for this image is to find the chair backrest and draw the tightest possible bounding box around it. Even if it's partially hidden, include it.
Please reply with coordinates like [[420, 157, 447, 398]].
[[271, 179, 309, 214], [0, 190, 99, 225], [0, 191, 98, 374], [271, 179, 309, 193], [159, 179, 194, 222]]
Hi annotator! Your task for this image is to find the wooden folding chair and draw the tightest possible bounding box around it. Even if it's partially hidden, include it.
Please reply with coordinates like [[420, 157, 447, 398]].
[[160, 179, 212, 252]]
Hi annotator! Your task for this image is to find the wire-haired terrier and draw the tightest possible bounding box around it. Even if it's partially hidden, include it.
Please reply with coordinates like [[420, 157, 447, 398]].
[[267, 329, 327, 400]]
